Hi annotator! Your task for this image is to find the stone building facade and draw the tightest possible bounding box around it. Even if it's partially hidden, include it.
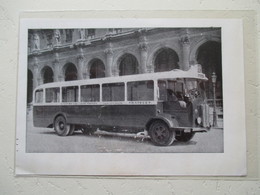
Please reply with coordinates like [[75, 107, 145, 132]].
[[27, 28, 222, 103]]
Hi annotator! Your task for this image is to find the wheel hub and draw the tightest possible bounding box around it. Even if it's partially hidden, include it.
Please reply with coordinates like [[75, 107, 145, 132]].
[[155, 127, 166, 139], [59, 122, 64, 130]]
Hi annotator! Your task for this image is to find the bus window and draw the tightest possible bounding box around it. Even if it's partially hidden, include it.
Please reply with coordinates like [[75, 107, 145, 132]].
[[158, 80, 167, 101], [127, 80, 154, 101], [167, 80, 184, 99], [62, 86, 78, 102], [35, 89, 43, 103], [81, 84, 100, 102], [102, 83, 125, 101], [46, 88, 60, 103]]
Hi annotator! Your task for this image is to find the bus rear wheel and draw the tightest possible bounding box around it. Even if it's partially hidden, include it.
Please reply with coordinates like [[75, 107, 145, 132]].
[[149, 121, 175, 146], [175, 132, 195, 142], [54, 115, 72, 136]]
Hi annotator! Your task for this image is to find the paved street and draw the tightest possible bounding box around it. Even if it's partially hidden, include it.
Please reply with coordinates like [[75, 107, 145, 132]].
[[26, 112, 223, 153]]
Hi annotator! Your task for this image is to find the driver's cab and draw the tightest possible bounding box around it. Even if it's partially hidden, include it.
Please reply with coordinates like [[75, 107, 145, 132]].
[[158, 79, 188, 109]]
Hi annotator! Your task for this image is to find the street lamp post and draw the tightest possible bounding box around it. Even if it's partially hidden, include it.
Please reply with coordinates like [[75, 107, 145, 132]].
[[211, 72, 218, 127]]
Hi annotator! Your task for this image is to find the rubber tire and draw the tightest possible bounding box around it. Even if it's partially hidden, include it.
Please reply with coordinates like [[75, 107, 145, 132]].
[[175, 132, 195, 142], [68, 125, 75, 135], [54, 115, 71, 136], [149, 121, 175, 146]]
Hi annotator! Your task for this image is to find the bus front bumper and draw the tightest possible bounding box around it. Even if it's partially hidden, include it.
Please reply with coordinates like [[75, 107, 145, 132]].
[[183, 126, 211, 133]]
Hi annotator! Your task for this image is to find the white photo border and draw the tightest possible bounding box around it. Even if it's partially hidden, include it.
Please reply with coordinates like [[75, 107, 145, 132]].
[[16, 18, 246, 176]]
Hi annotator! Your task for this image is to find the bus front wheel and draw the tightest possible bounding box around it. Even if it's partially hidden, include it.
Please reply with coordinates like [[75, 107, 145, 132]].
[[149, 121, 175, 146], [54, 115, 72, 136]]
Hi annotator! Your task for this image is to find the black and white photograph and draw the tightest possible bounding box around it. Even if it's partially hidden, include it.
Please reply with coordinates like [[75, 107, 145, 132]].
[[16, 18, 246, 175], [26, 27, 223, 153]]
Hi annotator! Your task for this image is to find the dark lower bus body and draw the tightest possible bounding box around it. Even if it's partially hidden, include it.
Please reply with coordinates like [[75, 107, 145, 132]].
[[33, 100, 210, 146]]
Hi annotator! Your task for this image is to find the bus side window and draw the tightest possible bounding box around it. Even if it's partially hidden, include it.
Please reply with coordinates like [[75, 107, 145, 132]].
[[35, 89, 43, 103], [102, 83, 125, 101], [62, 86, 78, 102], [127, 80, 154, 101], [45, 88, 60, 103], [158, 80, 167, 101], [81, 84, 100, 102]]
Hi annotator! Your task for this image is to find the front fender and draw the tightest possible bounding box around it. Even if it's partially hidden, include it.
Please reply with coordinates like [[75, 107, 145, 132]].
[[146, 114, 179, 130]]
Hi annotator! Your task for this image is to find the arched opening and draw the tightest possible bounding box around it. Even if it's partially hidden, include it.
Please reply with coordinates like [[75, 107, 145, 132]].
[[64, 63, 78, 81], [27, 70, 33, 103], [119, 54, 139, 76], [89, 59, 105, 79], [197, 41, 222, 99], [154, 48, 179, 72], [42, 66, 54, 84]]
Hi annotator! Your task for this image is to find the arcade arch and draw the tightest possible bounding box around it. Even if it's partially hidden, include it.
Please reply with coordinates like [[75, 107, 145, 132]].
[[63, 63, 78, 81], [118, 53, 139, 76], [154, 48, 179, 72], [41, 66, 54, 84], [89, 59, 105, 79], [196, 41, 222, 99]]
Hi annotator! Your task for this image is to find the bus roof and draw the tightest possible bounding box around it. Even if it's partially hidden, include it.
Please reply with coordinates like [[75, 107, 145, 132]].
[[35, 64, 207, 90]]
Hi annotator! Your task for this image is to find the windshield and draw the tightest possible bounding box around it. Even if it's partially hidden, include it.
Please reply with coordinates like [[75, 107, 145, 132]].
[[158, 79, 185, 101], [185, 79, 206, 99], [158, 79, 206, 102]]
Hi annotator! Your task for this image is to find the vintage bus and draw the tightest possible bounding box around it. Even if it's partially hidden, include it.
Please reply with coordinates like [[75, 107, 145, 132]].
[[32, 65, 210, 146]]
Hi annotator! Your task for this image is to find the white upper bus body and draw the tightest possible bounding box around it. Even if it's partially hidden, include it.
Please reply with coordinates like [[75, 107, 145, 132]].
[[33, 64, 207, 105]]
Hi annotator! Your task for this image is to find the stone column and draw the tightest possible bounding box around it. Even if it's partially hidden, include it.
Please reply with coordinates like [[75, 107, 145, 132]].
[[181, 32, 191, 71], [32, 57, 39, 89], [76, 47, 85, 80], [138, 29, 149, 73], [58, 74, 65, 82], [77, 55, 85, 80], [104, 48, 113, 77], [53, 60, 60, 82], [114, 69, 119, 76], [139, 42, 148, 73], [33, 64, 38, 89], [84, 72, 90, 79], [53, 53, 61, 82]]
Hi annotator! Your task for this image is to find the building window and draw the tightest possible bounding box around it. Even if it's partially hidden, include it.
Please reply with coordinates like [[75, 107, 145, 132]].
[[46, 34, 53, 48], [108, 28, 114, 34], [65, 29, 73, 43], [115, 28, 122, 33], [87, 29, 95, 39]]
